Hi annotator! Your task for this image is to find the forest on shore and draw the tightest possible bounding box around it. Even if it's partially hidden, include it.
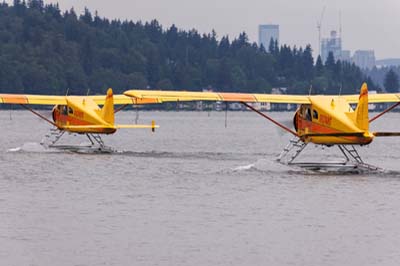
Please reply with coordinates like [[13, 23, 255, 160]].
[[0, 0, 378, 95]]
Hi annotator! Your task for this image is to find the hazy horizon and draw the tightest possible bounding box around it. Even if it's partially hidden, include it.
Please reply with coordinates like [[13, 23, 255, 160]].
[[7, 0, 400, 60]]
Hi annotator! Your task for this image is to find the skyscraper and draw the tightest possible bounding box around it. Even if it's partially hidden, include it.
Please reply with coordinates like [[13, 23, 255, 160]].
[[352, 50, 376, 69], [341, 50, 351, 62], [258, 24, 279, 50], [321, 30, 342, 63]]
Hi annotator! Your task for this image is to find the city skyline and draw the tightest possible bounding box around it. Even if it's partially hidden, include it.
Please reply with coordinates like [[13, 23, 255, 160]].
[[11, 0, 400, 60]]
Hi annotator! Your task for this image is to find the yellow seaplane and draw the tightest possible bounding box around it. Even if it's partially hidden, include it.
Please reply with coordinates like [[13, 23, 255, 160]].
[[0, 88, 159, 152], [0, 83, 399, 169], [123, 83, 400, 171]]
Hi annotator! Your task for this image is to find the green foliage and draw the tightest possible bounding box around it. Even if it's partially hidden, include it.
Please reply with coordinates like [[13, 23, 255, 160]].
[[364, 66, 400, 91], [0, 1, 374, 95], [384, 69, 399, 92]]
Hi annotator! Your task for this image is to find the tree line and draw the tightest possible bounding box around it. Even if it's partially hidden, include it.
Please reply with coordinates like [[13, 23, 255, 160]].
[[364, 66, 400, 93], [0, 0, 376, 95]]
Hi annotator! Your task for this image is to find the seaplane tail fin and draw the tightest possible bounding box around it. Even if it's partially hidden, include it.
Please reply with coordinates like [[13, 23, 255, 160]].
[[101, 88, 115, 125], [355, 83, 369, 131]]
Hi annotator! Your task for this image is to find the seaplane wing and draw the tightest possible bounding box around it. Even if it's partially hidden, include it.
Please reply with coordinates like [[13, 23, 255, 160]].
[[90, 95, 159, 105], [125, 90, 400, 105], [0, 93, 159, 106], [343, 93, 400, 104], [0, 94, 67, 105], [124, 90, 311, 104]]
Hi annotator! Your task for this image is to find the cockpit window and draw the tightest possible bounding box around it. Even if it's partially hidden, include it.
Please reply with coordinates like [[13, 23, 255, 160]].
[[312, 110, 319, 120], [62, 106, 68, 115], [68, 107, 74, 114], [306, 108, 312, 121], [300, 105, 312, 121]]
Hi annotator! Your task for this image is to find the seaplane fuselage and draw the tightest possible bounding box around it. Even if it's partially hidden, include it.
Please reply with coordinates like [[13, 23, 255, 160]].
[[51, 95, 117, 134], [294, 95, 374, 145]]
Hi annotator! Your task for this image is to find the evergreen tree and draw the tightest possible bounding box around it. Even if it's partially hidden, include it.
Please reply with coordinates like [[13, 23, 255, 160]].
[[315, 55, 323, 75], [81, 36, 94, 75], [384, 69, 399, 92], [325, 52, 335, 72], [218, 36, 230, 57], [27, 0, 43, 10], [268, 38, 275, 54], [80, 7, 92, 24], [259, 43, 266, 53], [0, 2, 376, 95], [301, 45, 314, 81]]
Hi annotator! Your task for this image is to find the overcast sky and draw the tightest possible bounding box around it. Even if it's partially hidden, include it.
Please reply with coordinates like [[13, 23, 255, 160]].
[[22, 0, 400, 59]]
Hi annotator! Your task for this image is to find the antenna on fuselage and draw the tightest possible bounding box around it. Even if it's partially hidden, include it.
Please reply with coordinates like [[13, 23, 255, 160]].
[[86, 88, 90, 96], [308, 85, 313, 95], [65, 88, 69, 96]]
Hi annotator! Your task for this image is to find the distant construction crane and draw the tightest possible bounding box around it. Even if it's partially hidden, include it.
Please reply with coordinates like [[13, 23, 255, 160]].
[[339, 10, 342, 47], [317, 6, 326, 58]]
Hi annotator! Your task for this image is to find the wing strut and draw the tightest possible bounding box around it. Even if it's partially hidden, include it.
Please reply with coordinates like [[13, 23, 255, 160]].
[[369, 102, 400, 123], [20, 104, 57, 127], [240, 102, 298, 136], [114, 104, 129, 114]]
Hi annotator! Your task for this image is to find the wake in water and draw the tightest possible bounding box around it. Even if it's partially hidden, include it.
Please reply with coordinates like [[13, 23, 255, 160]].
[[6, 144, 254, 160], [7, 142, 61, 153], [230, 158, 295, 175], [7, 142, 114, 154], [7, 143, 400, 177], [230, 157, 400, 177]]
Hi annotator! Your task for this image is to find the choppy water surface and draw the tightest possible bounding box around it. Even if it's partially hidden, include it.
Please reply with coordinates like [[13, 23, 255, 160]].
[[1, 110, 400, 266]]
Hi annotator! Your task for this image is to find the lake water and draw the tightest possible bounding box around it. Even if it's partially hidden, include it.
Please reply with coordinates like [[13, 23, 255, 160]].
[[1, 110, 400, 266]]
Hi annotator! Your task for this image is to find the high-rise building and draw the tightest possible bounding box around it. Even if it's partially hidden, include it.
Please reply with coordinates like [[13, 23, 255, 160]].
[[341, 50, 351, 62], [321, 30, 342, 63], [352, 50, 375, 69], [320, 30, 375, 69], [258, 24, 279, 50]]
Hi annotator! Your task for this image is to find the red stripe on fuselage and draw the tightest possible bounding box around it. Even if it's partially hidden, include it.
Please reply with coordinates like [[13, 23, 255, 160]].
[[55, 113, 91, 126], [297, 117, 370, 144]]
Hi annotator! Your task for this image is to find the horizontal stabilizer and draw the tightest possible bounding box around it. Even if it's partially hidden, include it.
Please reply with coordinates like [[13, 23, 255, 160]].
[[116, 124, 159, 129], [116, 121, 158, 132], [373, 132, 400, 137], [302, 132, 365, 137]]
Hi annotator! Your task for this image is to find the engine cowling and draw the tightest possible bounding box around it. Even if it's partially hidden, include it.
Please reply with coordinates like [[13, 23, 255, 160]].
[[52, 106, 58, 122], [293, 110, 299, 132]]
